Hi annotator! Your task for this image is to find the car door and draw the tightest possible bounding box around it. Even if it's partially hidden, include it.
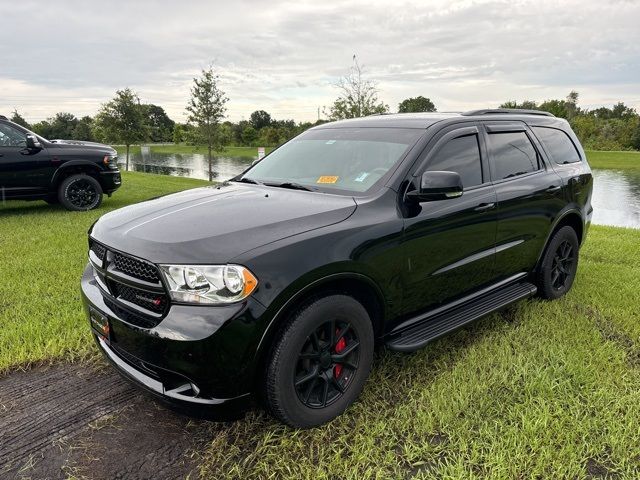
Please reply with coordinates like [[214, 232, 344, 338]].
[[482, 122, 565, 280], [401, 123, 498, 317], [0, 122, 51, 197]]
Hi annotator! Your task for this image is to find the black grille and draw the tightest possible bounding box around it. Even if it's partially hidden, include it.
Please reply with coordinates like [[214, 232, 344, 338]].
[[112, 252, 160, 283], [103, 298, 159, 329], [111, 282, 168, 315], [90, 240, 106, 261]]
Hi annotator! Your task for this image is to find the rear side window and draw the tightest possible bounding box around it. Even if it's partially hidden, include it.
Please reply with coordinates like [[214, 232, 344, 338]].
[[426, 134, 483, 189], [487, 131, 540, 180], [532, 126, 581, 164]]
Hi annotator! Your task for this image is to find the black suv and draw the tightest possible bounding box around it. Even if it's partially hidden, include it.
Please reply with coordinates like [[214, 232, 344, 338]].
[[0, 115, 121, 210], [81, 109, 593, 428]]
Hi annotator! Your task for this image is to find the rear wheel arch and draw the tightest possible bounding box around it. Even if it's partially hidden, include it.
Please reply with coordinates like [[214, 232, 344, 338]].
[[536, 209, 584, 271]]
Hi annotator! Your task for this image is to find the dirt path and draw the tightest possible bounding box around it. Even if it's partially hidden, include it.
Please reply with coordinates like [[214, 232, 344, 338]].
[[0, 361, 212, 479]]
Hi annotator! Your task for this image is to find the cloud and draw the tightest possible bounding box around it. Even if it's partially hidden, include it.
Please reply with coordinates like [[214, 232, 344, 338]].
[[1, 0, 639, 122]]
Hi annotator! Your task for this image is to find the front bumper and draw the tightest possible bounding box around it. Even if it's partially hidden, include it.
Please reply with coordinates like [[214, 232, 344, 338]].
[[99, 170, 122, 194], [81, 263, 267, 410]]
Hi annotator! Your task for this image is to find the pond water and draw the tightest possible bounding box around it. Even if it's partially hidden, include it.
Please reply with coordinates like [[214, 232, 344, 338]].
[[118, 152, 640, 229], [118, 151, 254, 182], [591, 169, 640, 229]]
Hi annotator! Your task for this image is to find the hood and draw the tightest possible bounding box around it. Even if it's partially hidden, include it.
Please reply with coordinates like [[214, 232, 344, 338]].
[[49, 139, 115, 154], [91, 183, 357, 264]]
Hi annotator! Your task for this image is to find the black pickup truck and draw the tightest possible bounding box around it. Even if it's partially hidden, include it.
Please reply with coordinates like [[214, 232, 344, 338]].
[[0, 115, 121, 210]]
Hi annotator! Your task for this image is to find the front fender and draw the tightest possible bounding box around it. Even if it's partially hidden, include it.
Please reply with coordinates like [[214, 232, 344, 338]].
[[50, 160, 102, 187]]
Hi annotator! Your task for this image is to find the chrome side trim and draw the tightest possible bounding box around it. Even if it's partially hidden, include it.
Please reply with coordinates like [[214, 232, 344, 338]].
[[433, 239, 524, 275]]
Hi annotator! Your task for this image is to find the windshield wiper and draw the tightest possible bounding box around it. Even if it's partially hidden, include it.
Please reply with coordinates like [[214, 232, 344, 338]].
[[234, 176, 263, 185], [267, 181, 315, 192]]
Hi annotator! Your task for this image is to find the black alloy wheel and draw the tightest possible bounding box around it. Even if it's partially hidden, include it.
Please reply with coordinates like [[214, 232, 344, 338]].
[[536, 225, 579, 299], [59, 174, 103, 211], [551, 240, 575, 290], [294, 319, 360, 409], [265, 295, 374, 428]]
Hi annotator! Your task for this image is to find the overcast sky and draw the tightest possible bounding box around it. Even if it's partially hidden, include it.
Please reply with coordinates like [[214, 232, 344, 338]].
[[1, 0, 639, 123]]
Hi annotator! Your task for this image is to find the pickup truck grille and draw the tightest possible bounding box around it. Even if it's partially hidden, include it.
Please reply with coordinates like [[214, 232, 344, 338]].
[[89, 238, 168, 327]]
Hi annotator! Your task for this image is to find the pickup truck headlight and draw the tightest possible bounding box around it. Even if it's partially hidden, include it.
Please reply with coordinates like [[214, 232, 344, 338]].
[[159, 264, 258, 304]]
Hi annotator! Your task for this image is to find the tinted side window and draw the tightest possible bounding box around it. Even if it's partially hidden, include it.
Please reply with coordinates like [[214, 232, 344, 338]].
[[532, 126, 581, 164], [426, 134, 482, 188], [0, 123, 26, 147], [488, 131, 539, 180]]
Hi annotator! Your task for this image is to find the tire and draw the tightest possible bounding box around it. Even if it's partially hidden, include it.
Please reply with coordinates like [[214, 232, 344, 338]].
[[536, 225, 579, 300], [265, 295, 374, 428], [58, 174, 103, 211]]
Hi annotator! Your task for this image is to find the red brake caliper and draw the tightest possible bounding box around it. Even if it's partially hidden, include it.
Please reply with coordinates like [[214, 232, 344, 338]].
[[333, 331, 346, 378]]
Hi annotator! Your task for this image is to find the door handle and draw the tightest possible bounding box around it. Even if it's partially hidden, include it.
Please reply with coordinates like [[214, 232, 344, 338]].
[[545, 185, 562, 193], [0, 153, 4, 157], [474, 202, 496, 212]]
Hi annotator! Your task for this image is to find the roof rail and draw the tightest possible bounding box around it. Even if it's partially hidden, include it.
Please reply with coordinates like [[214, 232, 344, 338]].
[[461, 108, 554, 117]]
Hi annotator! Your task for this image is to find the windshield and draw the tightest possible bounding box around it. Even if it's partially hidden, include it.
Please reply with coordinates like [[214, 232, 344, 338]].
[[239, 127, 423, 194]]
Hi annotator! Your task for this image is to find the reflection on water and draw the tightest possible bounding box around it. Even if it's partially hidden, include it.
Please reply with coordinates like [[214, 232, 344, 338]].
[[118, 151, 254, 182], [119, 152, 640, 229], [591, 169, 640, 229]]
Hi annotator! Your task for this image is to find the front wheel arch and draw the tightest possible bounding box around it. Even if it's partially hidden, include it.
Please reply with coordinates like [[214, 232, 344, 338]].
[[50, 163, 102, 192], [252, 273, 386, 392]]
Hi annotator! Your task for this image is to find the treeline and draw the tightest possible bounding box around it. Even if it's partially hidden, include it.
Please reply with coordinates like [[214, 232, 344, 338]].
[[500, 92, 640, 151], [8, 79, 639, 152], [8, 107, 326, 148]]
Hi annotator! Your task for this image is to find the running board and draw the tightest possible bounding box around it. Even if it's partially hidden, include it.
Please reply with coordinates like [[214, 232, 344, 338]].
[[385, 282, 537, 352]]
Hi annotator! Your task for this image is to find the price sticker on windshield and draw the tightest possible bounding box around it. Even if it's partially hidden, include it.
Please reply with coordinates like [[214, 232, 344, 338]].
[[317, 176, 339, 184]]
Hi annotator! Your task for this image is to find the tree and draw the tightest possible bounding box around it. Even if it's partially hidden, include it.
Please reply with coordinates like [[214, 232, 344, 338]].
[[72, 116, 94, 141], [326, 55, 389, 120], [186, 66, 229, 181], [143, 104, 175, 142], [241, 125, 258, 146], [49, 112, 79, 139], [250, 110, 272, 130], [173, 123, 187, 144], [499, 100, 539, 110], [94, 88, 148, 170], [398, 96, 436, 113], [10, 109, 30, 129], [258, 126, 281, 146], [538, 91, 581, 120]]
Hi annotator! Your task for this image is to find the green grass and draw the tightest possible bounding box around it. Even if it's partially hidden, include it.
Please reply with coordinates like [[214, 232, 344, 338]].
[[0, 172, 209, 373], [196, 225, 640, 479], [1, 172, 640, 477], [585, 150, 640, 170], [113, 144, 274, 158]]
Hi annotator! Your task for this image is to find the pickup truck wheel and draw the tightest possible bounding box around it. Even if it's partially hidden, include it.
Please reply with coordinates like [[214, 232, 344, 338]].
[[536, 225, 579, 300], [265, 295, 374, 428], [58, 174, 103, 211]]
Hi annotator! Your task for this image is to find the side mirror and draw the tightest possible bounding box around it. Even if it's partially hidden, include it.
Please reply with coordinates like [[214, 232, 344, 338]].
[[26, 134, 42, 150], [406, 171, 463, 202]]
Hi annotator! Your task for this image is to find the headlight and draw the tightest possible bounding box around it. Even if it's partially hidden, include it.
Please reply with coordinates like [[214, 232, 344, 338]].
[[158, 264, 258, 304]]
